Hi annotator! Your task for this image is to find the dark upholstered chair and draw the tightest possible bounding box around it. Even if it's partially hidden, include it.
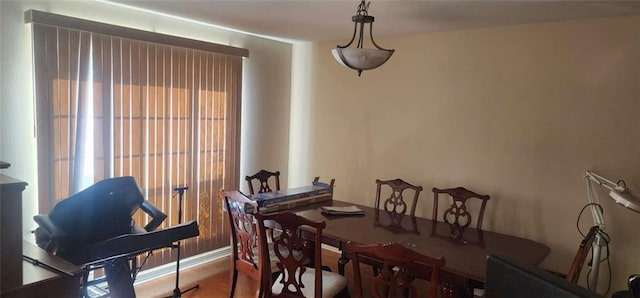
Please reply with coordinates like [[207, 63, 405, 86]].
[[255, 211, 348, 297], [245, 169, 281, 195], [346, 241, 445, 298], [32, 176, 172, 298]]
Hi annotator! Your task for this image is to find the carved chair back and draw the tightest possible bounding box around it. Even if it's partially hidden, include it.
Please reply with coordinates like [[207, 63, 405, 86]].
[[246, 169, 281, 195], [346, 241, 445, 298], [222, 190, 260, 297], [255, 211, 326, 298], [375, 178, 424, 217], [368, 179, 425, 275], [432, 187, 490, 231]]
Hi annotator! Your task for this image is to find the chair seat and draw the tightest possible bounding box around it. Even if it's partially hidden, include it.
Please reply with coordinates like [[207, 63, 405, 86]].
[[272, 266, 348, 298], [256, 211, 345, 298]]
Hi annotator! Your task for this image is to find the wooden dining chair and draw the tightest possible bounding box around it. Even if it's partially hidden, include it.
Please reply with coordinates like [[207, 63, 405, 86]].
[[552, 225, 599, 283], [245, 169, 282, 243], [223, 190, 318, 297], [346, 241, 446, 298], [432, 187, 490, 296], [375, 178, 424, 217], [432, 187, 490, 232], [366, 179, 424, 275], [246, 169, 281, 195], [566, 226, 599, 283], [222, 190, 261, 297], [255, 211, 348, 298]]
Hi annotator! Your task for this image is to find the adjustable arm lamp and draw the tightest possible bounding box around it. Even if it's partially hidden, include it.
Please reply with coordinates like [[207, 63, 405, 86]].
[[584, 170, 640, 292]]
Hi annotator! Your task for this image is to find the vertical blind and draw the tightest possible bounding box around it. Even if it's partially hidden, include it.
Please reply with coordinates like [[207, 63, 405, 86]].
[[31, 20, 243, 267]]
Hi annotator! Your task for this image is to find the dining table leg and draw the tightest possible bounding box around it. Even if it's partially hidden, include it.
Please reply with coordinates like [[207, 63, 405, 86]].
[[338, 250, 350, 275]]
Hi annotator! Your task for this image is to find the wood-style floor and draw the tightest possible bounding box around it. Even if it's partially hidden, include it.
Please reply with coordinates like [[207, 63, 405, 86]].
[[134, 249, 430, 297], [135, 249, 342, 298], [134, 252, 257, 298]]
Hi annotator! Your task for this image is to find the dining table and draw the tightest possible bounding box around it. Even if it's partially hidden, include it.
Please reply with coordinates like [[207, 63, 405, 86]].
[[287, 199, 551, 298]]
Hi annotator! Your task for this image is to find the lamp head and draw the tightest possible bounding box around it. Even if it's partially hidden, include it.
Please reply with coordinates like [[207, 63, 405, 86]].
[[584, 170, 639, 226], [609, 188, 640, 213]]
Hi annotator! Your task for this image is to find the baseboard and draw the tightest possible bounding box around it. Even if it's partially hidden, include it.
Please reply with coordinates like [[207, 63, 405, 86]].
[[134, 245, 231, 285], [322, 243, 340, 253]]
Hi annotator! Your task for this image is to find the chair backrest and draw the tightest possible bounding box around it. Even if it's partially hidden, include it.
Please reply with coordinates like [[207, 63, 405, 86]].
[[222, 190, 261, 281], [566, 226, 599, 283], [375, 178, 424, 217], [346, 241, 446, 298], [246, 169, 281, 195], [255, 211, 325, 298], [432, 187, 490, 231]]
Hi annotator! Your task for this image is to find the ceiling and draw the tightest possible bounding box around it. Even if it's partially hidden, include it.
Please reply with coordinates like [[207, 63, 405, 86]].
[[109, 0, 640, 42]]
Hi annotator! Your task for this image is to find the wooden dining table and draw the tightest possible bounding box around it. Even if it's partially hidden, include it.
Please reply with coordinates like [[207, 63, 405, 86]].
[[287, 199, 550, 297]]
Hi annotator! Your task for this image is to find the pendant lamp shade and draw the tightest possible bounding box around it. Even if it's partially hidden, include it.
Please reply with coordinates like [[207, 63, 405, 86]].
[[332, 0, 394, 76]]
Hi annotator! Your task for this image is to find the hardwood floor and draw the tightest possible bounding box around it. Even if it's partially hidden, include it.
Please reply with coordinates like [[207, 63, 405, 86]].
[[135, 249, 342, 298], [135, 249, 431, 297], [134, 254, 245, 298]]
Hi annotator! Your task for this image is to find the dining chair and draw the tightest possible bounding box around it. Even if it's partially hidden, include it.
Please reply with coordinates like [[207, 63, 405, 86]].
[[545, 225, 599, 283], [255, 211, 348, 298], [432, 187, 490, 297], [245, 169, 282, 243], [346, 241, 446, 298], [375, 178, 424, 217], [223, 190, 307, 297], [222, 190, 261, 297], [566, 226, 599, 283], [367, 179, 424, 274], [431, 186, 490, 232], [246, 169, 281, 195]]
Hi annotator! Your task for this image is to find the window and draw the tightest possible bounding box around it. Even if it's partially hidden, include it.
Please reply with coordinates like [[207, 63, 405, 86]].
[[29, 10, 247, 267]]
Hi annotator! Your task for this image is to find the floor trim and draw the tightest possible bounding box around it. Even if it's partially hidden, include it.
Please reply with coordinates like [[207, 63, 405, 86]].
[[134, 246, 231, 285]]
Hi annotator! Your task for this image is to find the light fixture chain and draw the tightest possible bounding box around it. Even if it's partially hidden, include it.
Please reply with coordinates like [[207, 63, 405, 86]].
[[357, 0, 370, 16], [357, 22, 365, 48]]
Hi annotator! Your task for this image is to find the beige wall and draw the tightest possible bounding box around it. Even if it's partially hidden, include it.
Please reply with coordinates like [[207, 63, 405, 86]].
[[303, 16, 640, 291], [2, 0, 639, 291], [0, 0, 292, 239]]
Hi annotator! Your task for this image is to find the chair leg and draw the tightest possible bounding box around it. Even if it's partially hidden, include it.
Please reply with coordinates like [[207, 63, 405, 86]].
[[259, 273, 277, 298], [229, 269, 238, 298], [335, 286, 350, 297], [372, 265, 380, 276]]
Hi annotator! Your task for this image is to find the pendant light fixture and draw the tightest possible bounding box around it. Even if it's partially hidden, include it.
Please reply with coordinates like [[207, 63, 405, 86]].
[[331, 0, 394, 77]]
